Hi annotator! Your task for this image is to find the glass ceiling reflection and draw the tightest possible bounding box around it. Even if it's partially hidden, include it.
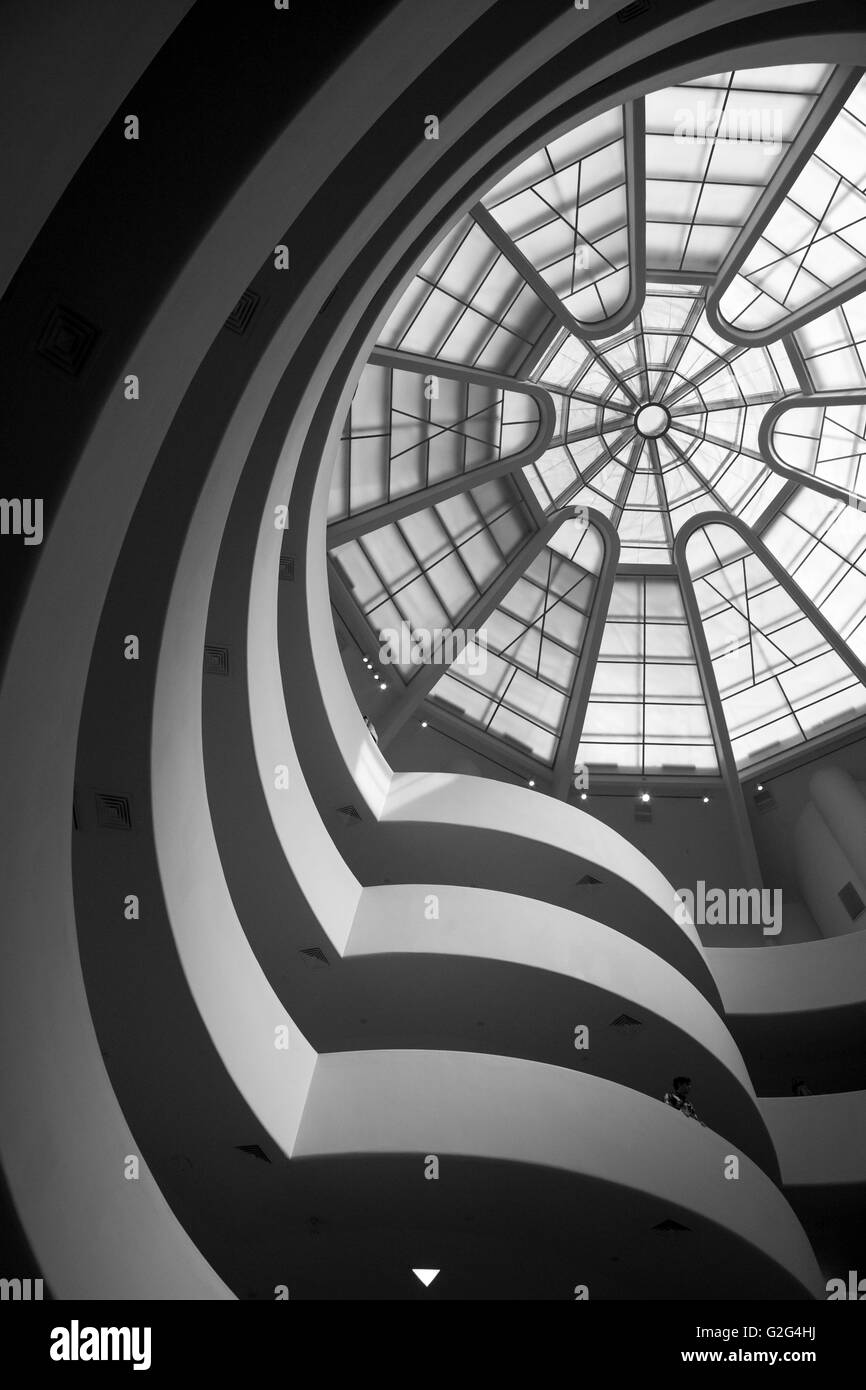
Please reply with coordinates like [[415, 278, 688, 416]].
[[328, 60, 866, 784]]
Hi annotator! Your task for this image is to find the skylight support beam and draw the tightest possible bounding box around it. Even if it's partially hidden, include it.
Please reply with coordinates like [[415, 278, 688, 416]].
[[783, 333, 814, 394], [329, 557, 385, 663], [673, 421, 765, 463], [758, 389, 866, 509], [473, 102, 646, 344], [649, 439, 677, 556], [621, 99, 648, 336], [551, 512, 620, 797], [752, 479, 799, 536], [653, 296, 706, 402], [472, 201, 580, 337], [614, 437, 644, 526], [646, 270, 714, 286], [563, 418, 626, 445], [326, 351, 554, 546], [706, 67, 864, 346], [672, 525, 764, 888], [676, 510, 866, 742], [417, 702, 551, 783], [617, 562, 677, 576], [554, 429, 637, 510], [374, 511, 579, 747], [326, 454, 542, 545], [664, 433, 730, 516], [519, 316, 562, 379], [514, 469, 548, 528], [664, 339, 747, 411]]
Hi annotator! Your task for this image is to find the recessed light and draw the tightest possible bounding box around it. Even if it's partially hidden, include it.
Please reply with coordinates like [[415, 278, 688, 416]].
[[580, 792, 588, 801], [379, 682, 387, 690], [420, 720, 428, 728], [640, 791, 651, 803], [528, 779, 535, 788], [702, 796, 710, 804], [756, 783, 764, 792]]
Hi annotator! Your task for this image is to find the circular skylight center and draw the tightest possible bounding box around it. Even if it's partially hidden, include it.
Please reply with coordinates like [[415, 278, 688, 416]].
[[634, 403, 670, 439]]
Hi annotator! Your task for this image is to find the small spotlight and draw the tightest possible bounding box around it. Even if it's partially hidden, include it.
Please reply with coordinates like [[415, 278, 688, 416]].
[[756, 783, 764, 792], [379, 682, 387, 690], [420, 720, 428, 728], [580, 792, 588, 801], [640, 791, 651, 803], [528, 780, 535, 788], [702, 796, 710, 804]]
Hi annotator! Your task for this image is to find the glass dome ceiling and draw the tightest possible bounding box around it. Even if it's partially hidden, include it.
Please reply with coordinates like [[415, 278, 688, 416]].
[[328, 61, 866, 790]]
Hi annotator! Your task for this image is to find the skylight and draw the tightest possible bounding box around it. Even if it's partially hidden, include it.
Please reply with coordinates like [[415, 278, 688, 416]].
[[328, 60, 866, 788]]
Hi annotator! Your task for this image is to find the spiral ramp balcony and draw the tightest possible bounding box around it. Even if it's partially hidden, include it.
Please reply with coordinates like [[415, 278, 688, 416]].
[[2, 0, 865, 1300]]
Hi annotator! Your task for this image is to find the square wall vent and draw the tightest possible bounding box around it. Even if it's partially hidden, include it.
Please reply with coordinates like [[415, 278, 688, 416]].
[[36, 303, 100, 376], [236, 1143, 271, 1163], [617, 0, 652, 21], [224, 288, 260, 335], [95, 793, 132, 830], [839, 881, 866, 921], [299, 946, 329, 969], [204, 644, 230, 677], [609, 1014, 643, 1033]]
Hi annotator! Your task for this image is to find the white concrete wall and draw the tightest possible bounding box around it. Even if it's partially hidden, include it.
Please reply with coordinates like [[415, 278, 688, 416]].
[[762, 1092, 866, 1187], [297, 1049, 823, 1297], [383, 771, 703, 949], [707, 930, 866, 1015], [349, 883, 750, 1093]]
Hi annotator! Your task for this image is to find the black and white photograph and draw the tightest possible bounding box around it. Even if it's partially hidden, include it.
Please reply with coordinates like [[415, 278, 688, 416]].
[[1, 0, 865, 1364]]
